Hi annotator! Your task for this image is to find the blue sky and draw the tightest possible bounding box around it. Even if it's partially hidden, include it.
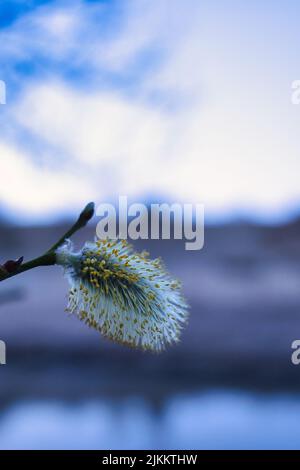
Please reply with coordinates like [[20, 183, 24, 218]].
[[0, 0, 300, 223]]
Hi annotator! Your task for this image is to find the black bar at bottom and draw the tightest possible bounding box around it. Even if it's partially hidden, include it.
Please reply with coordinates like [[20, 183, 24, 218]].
[[0, 450, 300, 464]]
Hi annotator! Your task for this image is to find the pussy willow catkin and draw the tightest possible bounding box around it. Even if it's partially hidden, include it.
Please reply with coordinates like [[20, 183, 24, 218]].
[[56, 239, 188, 351]]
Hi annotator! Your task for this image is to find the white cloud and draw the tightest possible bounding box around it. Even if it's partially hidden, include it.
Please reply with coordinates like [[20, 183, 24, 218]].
[[14, 82, 171, 169], [0, 141, 94, 218], [1, 0, 300, 220], [0, 3, 81, 62]]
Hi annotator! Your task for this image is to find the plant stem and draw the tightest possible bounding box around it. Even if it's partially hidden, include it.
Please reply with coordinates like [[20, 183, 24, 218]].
[[0, 252, 56, 282], [47, 202, 95, 253], [0, 202, 95, 283]]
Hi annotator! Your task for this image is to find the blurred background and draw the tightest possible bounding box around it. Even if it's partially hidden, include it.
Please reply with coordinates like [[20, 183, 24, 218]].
[[1, 0, 300, 449]]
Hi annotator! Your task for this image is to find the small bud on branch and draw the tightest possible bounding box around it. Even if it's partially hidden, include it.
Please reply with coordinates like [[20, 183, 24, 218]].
[[2, 256, 24, 273]]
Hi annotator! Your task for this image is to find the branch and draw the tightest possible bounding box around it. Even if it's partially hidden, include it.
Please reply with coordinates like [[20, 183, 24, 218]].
[[0, 202, 95, 283]]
